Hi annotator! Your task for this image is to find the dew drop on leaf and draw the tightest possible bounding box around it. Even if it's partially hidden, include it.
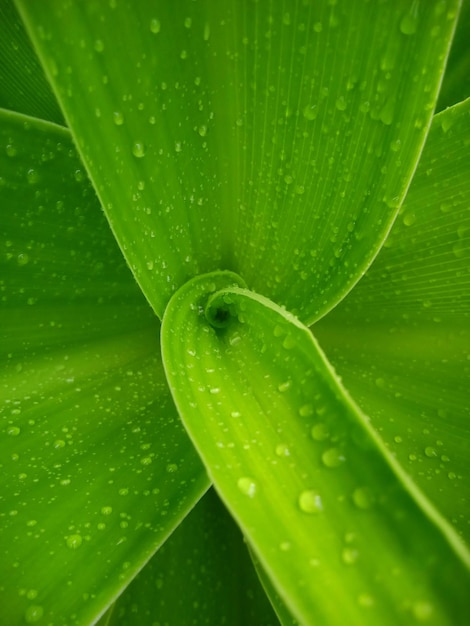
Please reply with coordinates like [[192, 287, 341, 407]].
[[321, 447, 345, 468], [311, 423, 329, 441], [113, 111, 124, 126], [342, 546, 359, 564], [132, 142, 145, 158], [298, 490, 323, 514], [65, 534, 83, 549], [352, 487, 374, 510], [24, 605, 44, 624], [237, 477, 257, 497], [150, 18, 161, 34]]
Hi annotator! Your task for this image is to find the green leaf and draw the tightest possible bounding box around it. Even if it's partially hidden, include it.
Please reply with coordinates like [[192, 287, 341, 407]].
[[161, 272, 470, 625], [314, 99, 470, 542], [437, 0, 470, 111], [0, 110, 208, 626], [0, 0, 64, 124], [16, 0, 460, 323], [97, 488, 279, 626]]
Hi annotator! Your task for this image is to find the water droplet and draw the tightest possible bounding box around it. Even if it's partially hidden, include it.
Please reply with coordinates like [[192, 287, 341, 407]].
[[298, 490, 323, 514], [282, 334, 296, 349], [278, 381, 291, 393], [275, 443, 290, 457], [17, 253, 29, 266], [203, 23, 211, 41], [321, 447, 345, 468], [358, 593, 374, 607], [101, 506, 113, 515], [113, 111, 124, 125], [6, 144, 17, 157], [299, 404, 314, 417], [313, 21, 323, 33], [424, 446, 437, 458], [175, 142, 182, 153], [132, 142, 145, 158], [184, 17, 192, 28], [311, 423, 329, 442], [150, 18, 161, 34], [412, 601, 434, 621], [7, 426, 21, 436], [379, 98, 395, 125], [280, 541, 291, 551], [27, 169, 39, 184], [54, 439, 65, 449], [66, 534, 83, 549], [94, 39, 104, 52], [335, 96, 347, 111], [352, 487, 374, 509], [26, 590, 38, 600], [402, 212, 416, 226], [302, 104, 318, 120], [342, 546, 359, 564], [400, 6, 418, 35], [166, 463, 178, 473], [24, 605, 44, 623], [198, 125, 207, 137], [237, 477, 257, 497]]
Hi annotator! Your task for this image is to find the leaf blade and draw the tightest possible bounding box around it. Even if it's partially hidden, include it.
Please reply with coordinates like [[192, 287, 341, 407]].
[[161, 272, 470, 625], [0, 110, 208, 626], [314, 98, 470, 542], [15, 0, 461, 322]]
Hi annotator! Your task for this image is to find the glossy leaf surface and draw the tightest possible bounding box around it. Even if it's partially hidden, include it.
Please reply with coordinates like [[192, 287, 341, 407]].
[[17, 0, 460, 323], [0, 110, 208, 626], [161, 272, 470, 626], [315, 99, 470, 542], [97, 488, 279, 626]]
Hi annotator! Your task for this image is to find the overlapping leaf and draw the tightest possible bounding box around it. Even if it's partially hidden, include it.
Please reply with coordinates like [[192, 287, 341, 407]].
[[315, 99, 470, 543], [17, 0, 460, 323], [0, 110, 208, 625], [161, 272, 470, 625]]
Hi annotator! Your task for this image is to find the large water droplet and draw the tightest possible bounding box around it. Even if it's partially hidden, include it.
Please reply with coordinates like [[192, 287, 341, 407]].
[[298, 490, 323, 514], [400, 6, 418, 35], [352, 487, 374, 510], [150, 18, 161, 34], [113, 111, 124, 126], [342, 546, 359, 564], [311, 423, 329, 441], [65, 534, 83, 549], [24, 605, 44, 623], [7, 426, 21, 436], [322, 447, 345, 468], [303, 104, 318, 120], [132, 142, 146, 158], [412, 601, 434, 621], [237, 477, 257, 497]]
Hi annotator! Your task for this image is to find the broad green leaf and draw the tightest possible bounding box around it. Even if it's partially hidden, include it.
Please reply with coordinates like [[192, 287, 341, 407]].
[[0, 0, 64, 124], [314, 99, 470, 542], [437, 0, 470, 111], [0, 110, 208, 626], [17, 0, 460, 323], [97, 488, 279, 626], [161, 272, 470, 626], [250, 549, 299, 626]]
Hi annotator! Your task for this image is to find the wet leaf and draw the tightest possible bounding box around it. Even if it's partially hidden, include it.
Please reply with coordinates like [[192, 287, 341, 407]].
[[16, 0, 460, 323], [161, 272, 470, 625], [0, 110, 208, 625], [314, 99, 470, 543]]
